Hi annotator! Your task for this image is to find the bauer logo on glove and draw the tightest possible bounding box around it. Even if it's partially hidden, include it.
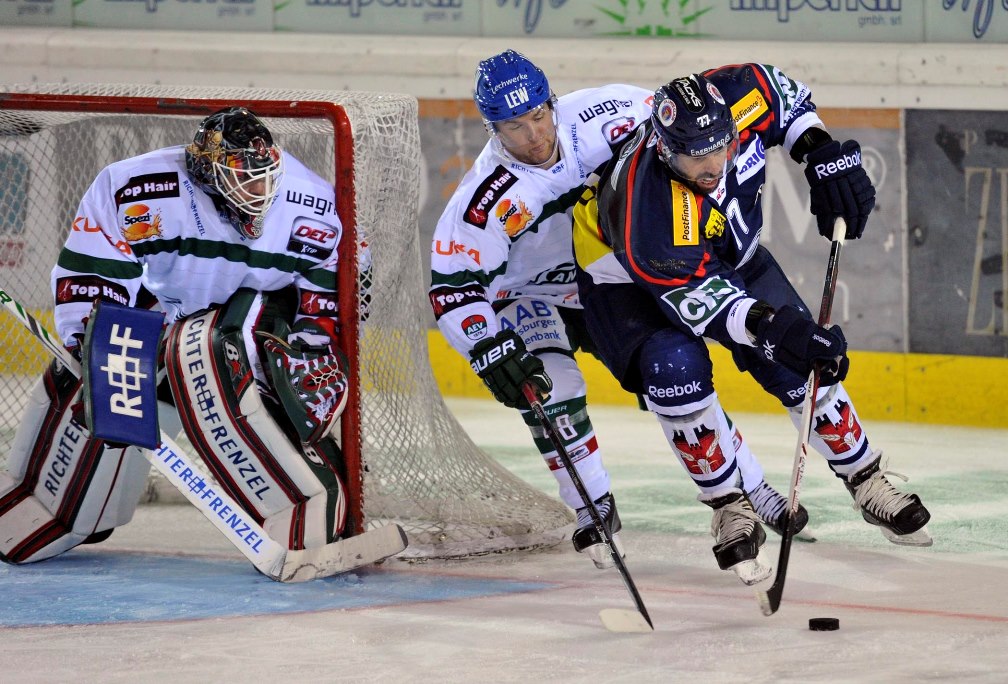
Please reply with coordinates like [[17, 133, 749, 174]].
[[259, 321, 349, 445]]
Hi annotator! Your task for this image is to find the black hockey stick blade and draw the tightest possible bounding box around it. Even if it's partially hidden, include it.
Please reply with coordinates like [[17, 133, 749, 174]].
[[521, 383, 654, 632], [756, 218, 846, 616]]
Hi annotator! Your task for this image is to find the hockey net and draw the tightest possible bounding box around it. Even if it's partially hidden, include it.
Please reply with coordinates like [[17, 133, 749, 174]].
[[0, 84, 572, 559]]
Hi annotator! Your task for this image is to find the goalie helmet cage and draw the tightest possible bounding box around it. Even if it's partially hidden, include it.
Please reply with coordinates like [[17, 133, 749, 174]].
[[0, 84, 572, 559]]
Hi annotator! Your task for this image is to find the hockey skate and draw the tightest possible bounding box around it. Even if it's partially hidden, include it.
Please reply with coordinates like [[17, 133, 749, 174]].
[[844, 451, 932, 547], [748, 479, 814, 541], [704, 491, 772, 586], [572, 492, 624, 569]]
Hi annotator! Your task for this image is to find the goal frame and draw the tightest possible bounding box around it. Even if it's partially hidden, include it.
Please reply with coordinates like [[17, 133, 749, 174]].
[[0, 93, 366, 534]]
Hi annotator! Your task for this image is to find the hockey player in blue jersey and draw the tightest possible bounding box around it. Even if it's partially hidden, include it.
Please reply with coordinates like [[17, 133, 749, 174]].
[[574, 64, 932, 585]]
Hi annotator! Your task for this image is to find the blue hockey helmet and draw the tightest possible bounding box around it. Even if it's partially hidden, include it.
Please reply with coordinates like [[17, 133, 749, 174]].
[[473, 49, 554, 125], [651, 74, 739, 186]]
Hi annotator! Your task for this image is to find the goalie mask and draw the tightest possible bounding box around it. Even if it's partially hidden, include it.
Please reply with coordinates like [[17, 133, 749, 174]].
[[651, 75, 739, 195], [185, 106, 285, 240], [473, 49, 559, 167]]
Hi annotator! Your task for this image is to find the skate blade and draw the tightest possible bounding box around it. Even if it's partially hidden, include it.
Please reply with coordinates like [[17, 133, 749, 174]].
[[882, 524, 933, 547], [585, 532, 626, 569], [729, 549, 773, 586]]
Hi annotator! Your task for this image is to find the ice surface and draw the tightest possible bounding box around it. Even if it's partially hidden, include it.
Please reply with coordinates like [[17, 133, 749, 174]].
[[2, 398, 1006, 683]]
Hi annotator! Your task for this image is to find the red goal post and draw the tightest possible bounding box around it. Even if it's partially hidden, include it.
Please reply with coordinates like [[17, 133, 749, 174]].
[[0, 85, 572, 558]]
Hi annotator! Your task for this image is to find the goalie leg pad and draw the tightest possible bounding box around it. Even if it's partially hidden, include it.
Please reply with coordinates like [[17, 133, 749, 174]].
[[164, 296, 347, 549], [0, 362, 149, 563]]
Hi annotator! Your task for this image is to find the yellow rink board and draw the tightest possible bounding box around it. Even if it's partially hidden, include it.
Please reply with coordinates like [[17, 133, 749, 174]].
[[427, 331, 1008, 429], [4, 316, 1002, 429]]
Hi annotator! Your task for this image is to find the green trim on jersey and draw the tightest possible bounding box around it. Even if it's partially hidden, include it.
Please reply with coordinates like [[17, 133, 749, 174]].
[[56, 249, 144, 279], [430, 260, 507, 288], [521, 186, 584, 240], [58, 238, 333, 289]]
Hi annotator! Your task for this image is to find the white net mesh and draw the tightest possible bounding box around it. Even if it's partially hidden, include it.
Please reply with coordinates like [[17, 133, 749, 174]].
[[0, 84, 572, 558]]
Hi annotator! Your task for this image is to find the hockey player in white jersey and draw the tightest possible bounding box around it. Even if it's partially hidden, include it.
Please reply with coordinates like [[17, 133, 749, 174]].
[[429, 50, 804, 569], [0, 107, 351, 568]]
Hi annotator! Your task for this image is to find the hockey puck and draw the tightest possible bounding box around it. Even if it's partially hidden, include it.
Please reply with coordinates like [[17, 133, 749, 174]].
[[808, 617, 840, 631]]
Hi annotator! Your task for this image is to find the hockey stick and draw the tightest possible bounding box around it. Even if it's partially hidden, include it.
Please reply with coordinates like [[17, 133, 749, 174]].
[[0, 287, 407, 582], [520, 382, 654, 633], [757, 218, 846, 616]]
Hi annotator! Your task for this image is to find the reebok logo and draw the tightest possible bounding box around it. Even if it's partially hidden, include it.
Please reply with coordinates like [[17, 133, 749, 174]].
[[648, 381, 702, 399], [814, 150, 860, 179], [761, 340, 775, 361]]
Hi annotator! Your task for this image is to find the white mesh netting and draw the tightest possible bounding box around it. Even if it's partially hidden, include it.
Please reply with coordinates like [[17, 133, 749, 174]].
[[0, 84, 572, 558]]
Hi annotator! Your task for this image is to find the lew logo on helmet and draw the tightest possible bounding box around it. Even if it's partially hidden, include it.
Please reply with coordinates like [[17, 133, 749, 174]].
[[505, 87, 530, 109]]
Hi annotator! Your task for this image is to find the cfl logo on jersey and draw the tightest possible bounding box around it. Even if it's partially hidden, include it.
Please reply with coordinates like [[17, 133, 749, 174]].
[[461, 314, 488, 341], [660, 277, 741, 334], [602, 116, 637, 144]]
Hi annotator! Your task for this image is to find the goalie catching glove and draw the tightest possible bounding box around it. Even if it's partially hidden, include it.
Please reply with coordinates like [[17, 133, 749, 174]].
[[752, 304, 849, 385], [259, 320, 349, 445], [469, 329, 552, 409], [804, 139, 875, 240]]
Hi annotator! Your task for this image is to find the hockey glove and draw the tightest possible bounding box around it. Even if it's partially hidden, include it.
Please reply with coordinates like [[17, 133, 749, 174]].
[[804, 139, 876, 240], [754, 305, 849, 384], [260, 322, 349, 445], [469, 329, 552, 409]]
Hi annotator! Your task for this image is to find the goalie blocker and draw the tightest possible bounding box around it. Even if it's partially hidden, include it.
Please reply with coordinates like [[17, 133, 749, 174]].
[[0, 289, 354, 565]]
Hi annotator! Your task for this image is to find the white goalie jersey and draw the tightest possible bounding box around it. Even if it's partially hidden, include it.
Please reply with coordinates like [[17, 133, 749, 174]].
[[51, 145, 343, 347], [429, 83, 654, 356]]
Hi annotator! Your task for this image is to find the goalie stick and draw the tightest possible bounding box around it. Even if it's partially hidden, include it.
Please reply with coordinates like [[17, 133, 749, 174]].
[[757, 218, 846, 616], [521, 383, 654, 633], [0, 286, 407, 582]]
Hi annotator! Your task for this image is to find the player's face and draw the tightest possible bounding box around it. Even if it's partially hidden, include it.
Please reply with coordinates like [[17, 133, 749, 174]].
[[669, 139, 738, 195], [494, 104, 559, 167]]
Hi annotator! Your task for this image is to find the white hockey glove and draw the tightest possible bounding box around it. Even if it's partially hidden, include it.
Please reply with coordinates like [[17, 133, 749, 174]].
[[259, 320, 349, 445]]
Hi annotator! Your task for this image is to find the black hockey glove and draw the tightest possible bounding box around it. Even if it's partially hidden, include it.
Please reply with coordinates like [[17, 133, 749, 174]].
[[754, 305, 849, 384], [469, 329, 552, 409], [804, 139, 876, 240]]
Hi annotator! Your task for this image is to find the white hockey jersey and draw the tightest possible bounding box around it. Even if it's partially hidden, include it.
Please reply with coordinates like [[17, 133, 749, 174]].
[[429, 84, 654, 355], [52, 145, 343, 346]]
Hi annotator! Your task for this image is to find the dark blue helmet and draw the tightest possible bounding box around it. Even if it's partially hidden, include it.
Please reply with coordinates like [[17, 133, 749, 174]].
[[473, 49, 553, 125], [651, 74, 738, 179]]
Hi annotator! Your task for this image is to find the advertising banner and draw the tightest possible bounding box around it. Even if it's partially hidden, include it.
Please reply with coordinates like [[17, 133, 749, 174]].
[[926, 1, 1008, 42], [0, 0, 72, 26], [274, 0, 479, 35], [72, 0, 272, 31], [906, 109, 1008, 357]]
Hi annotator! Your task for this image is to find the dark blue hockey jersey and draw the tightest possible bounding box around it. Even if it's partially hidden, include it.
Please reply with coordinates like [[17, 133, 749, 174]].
[[574, 63, 825, 348]]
